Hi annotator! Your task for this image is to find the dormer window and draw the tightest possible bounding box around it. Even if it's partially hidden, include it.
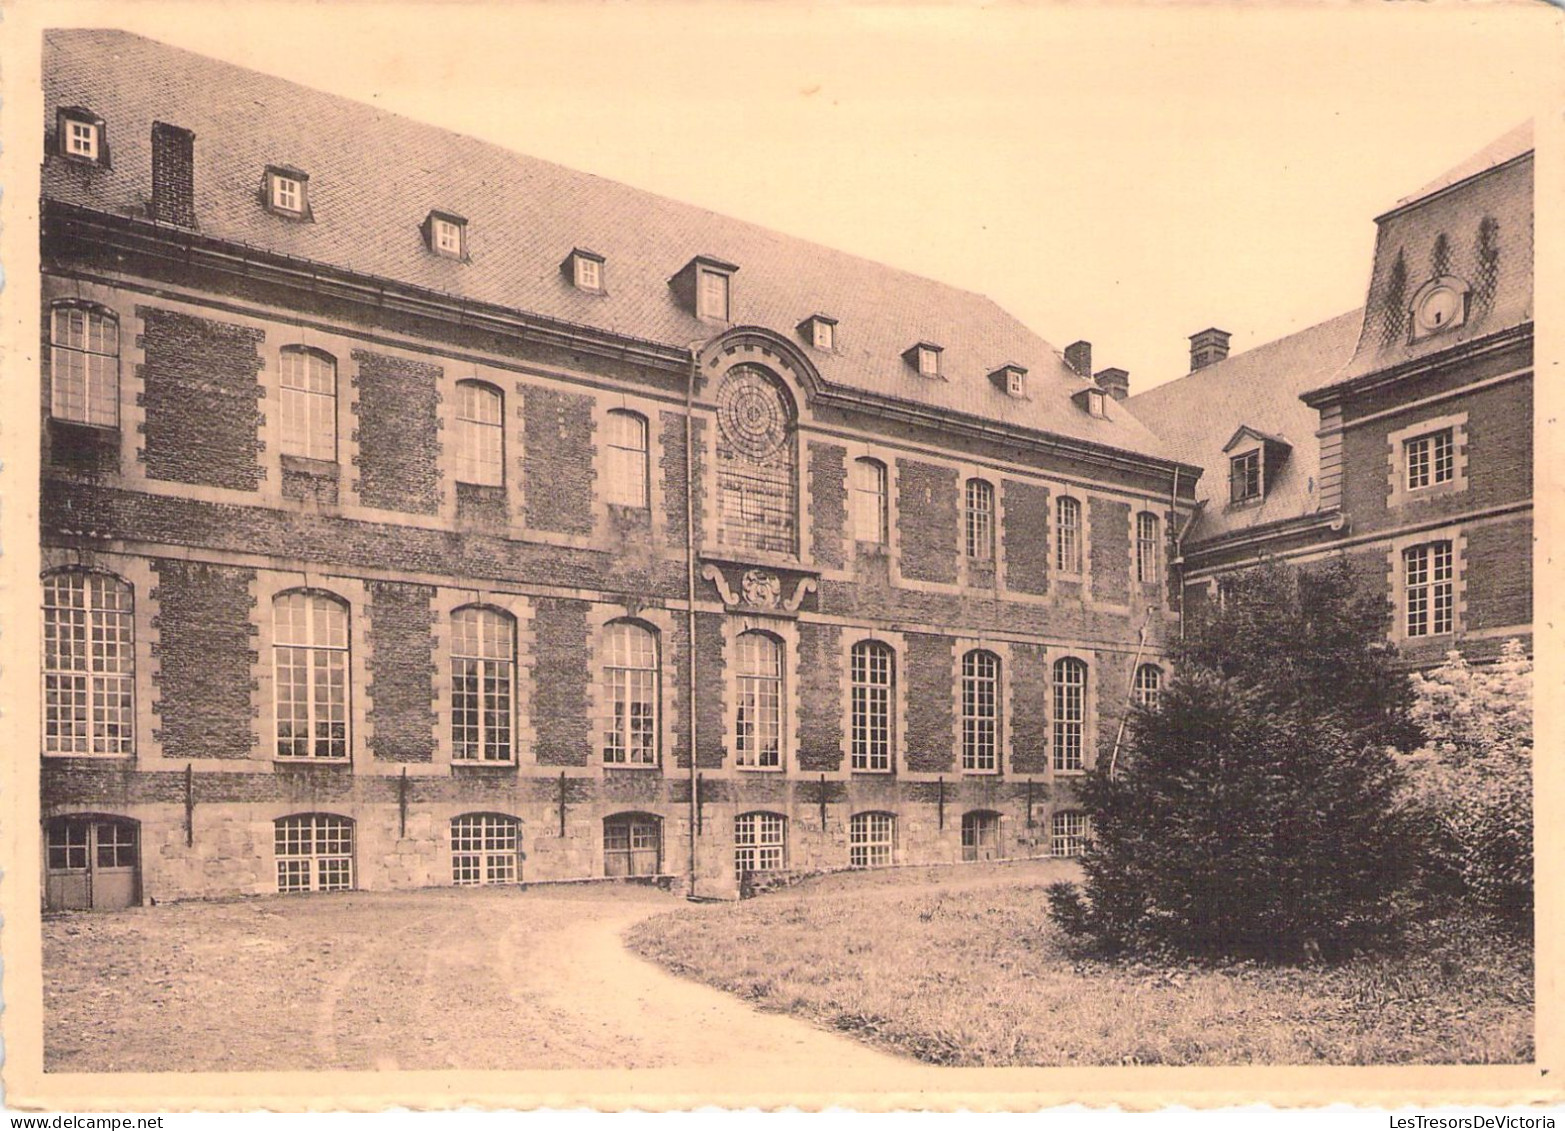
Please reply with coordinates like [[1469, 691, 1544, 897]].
[[903, 342, 943, 378], [424, 211, 467, 259], [990, 364, 1028, 398], [1410, 276, 1471, 341], [264, 166, 311, 219], [564, 248, 606, 293], [798, 314, 837, 352], [56, 107, 108, 165], [1070, 386, 1109, 418], [1230, 450, 1262, 503], [670, 256, 738, 322]]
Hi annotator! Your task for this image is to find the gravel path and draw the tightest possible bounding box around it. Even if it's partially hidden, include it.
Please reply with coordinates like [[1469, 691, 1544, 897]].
[[42, 884, 907, 1075]]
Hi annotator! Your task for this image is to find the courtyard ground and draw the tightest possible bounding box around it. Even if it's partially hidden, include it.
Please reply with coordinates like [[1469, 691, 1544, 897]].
[[42, 882, 907, 1074], [627, 860, 1534, 1067]]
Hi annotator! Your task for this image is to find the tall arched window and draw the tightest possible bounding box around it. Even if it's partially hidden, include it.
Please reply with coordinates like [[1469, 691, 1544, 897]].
[[965, 479, 995, 562], [734, 811, 787, 878], [43, 572, 134, 755], [1136, 512, 1160, 584], [850, 640, 894, 772], [1133, 664, 1162, 710], [451, 813, 521, 885], [852, 457, 888, 545], [961, 649, 1001, 772], [50, 302, 119, 427], [279, 347, 337, 461], [1053, 657, 1087, 771], [455, 381, 504, 486], [1056, 497, 1082, 574], [451, 606, 514, 762], [275, 814, 354, 892], [714, 365, 796, 556], [274, 591, 350, 759], [604, 410, 650, 508], [735, 631, 783, 769], [603, 621, 658, 765]]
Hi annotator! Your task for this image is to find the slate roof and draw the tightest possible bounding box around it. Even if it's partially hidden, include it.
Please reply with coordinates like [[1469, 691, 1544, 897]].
[[1325, 125, 1533, 392], [42, 29, 1173, 460], [1125, 311, 1363, 541]]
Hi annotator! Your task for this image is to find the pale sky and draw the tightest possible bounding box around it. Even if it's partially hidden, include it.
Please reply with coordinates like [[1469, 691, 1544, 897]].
[[39, 1, 1560, 393]]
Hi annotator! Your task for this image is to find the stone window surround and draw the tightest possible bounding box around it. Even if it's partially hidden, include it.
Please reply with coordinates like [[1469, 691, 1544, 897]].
[[431, 589, 537, 768], [721, 615, 802, 773], [1386, 525, 1468, 645], [839, 629, 910, 775], [1386, 411, 1469, 510], [1044, 648, 1096, 776], [950, 638, 1014, 777], [586, 603, 679, 770]]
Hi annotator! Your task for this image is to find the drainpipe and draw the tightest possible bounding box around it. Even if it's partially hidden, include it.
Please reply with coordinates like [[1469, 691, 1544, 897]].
[[684, 338, 707, 899]]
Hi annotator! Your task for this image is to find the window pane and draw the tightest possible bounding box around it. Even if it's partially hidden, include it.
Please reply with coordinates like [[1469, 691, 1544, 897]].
[[1053, 659, 1086, 771], [604, 623, 658, 764], [965, 480, 994, 561], [1056, 498, 1081, 573], [604, 412, 649, 508], [274, 593, 349, 759], [456, 384, 504, 486], [43, 572, 134, 754], [50, 306, 120, 426], [850, 642, 893, 771], [852, 459, 887, 544]]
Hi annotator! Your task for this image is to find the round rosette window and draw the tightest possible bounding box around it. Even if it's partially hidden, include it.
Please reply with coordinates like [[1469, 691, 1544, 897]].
[[717, 367, 792, 459]]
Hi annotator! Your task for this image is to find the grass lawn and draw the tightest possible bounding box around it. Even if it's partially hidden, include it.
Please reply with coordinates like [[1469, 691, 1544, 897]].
[[625, 860, 1533, 1067]]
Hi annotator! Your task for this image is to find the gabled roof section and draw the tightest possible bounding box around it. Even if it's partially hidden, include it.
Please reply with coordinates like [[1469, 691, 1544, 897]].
[[1328, 124, 1533, 393], [1125, 310, 1363, 542], [41, 29, 1173, 461], [1222, 425, 1290, 454]]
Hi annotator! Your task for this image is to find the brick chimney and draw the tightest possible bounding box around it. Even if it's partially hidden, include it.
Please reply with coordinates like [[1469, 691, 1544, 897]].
[[150, 121, 196, 228], [1094, 367, 1130, 401], [1064, 340, 1093, 379], [1189, 328, 1232, 372]]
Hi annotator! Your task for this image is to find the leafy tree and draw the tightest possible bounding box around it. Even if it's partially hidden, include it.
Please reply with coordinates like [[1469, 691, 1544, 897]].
[[1049, 559, 1423, 961], [1399, 641, 1532, 929]]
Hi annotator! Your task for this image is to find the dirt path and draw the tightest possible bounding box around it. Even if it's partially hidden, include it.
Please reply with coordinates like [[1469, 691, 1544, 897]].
[[43, 885, 907, 1074]]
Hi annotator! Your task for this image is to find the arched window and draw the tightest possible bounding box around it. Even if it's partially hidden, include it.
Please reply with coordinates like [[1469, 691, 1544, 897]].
[[1133, 664, 1162, 710], [961, 811, 1002, 862], [49, 302, 119, 427], [965, 479, 995, 562], [734, 811, 787, 878], [603, 621, 658, 765], [850, 641, 894, 772], [1404, 541, 1455, 637], [852, 457, 888, 545], [451, 813, 521, 885], [43, 571, 134, 755], [274, 814, 354, 892], [604, 410, 650, 508], [1051, 811, 1089, 858], [849, 811, 895, 868], [714, 365, 797, 556], [455, 380, 504, 486], [451, 607, 514, 762], [1053, 657, 1087, 771], [1136, 512, 1160, 584], [1056, 497, 1082, 574], [735, 631, 783, 769], [604, 812, 662, 876], [274, 591, 350, 759], [279, 347, 337, 461], [961, 649, 1001, 773]]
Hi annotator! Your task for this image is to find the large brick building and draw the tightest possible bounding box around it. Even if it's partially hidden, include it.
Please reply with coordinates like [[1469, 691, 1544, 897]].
[[1128, 125, 1532, 667], [38, 31, 1203, 908]]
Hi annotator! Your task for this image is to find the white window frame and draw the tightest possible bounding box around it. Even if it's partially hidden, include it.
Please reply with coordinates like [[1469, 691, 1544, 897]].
[[65, 117, 99, 160], [273, 591, 351, 760], [604, 410, 650, 508], [698, 268, 731, 321], [1404, 540, 1455, 638], [1387, 413, 1469, 509], [1135, 511, 1160, 584], [812, 320, 835, 351], [451, 813, 520, 885], [852, 457, 889, 545], [278, 347, 337, 462], [965, 479, 995, 562], [49, 303, 120, 428], [275, 814, 354, 892], [575, 255, 603, 291], [849, 640, 895, 772], [849, 811, 895, 868], [1133, 663, 1162, 710], [450, 606, 515, 763], [431, 216, 465, 258], [734, 631, 784, 770], [734, 811, 787, 877], [960, 649, 1001, 773], [917, 346, 941, 377], [42, 571, 135, 756], [602, 621, 659, 766], [1052, 811, 1089, 858], [1229, 449, 1262, 504], [455, 381, 505, 487], [1056, 496, 1083, 575], [270, 172, 305, 214], [1052, 657, 1087, 772]]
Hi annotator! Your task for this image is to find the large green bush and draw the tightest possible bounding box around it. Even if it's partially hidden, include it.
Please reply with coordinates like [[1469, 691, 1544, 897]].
[[1399, 640, 1532, 929], [1048, 560, 1424, 961]]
